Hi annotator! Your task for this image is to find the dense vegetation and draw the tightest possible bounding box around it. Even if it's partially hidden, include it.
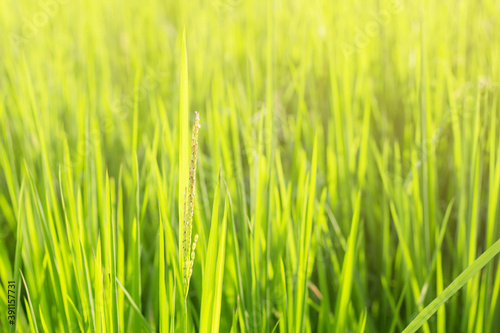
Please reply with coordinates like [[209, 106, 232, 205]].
[[1, 0, 500, 332]]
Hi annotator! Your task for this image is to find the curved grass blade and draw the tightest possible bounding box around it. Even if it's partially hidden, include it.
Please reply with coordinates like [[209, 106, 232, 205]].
[[116, 279, 153, 333], [403, 238, 500, 333]]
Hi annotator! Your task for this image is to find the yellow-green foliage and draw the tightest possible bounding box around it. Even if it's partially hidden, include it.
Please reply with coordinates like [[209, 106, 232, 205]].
[[1, 0, 500, 332]]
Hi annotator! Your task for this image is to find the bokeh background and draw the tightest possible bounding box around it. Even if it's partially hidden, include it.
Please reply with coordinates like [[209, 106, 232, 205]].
[[1, 0, 500, 332]]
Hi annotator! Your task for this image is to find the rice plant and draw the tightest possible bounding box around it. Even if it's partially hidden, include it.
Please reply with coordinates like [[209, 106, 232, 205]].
[[1, 0, 500, 332]]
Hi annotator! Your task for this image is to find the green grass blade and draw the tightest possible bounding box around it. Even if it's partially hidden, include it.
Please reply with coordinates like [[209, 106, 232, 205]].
[[20, 270, 39, 333], [403, 238, 500, 333]]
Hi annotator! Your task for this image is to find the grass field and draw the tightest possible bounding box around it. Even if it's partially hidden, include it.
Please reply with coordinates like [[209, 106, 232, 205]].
[[1, 0, 500, 332]]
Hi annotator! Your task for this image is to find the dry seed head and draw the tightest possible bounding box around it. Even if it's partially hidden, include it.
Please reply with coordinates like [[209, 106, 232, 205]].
[[186, 233, 199, 287], [191, 234, 199, 262], [182, 112, 201, 297]]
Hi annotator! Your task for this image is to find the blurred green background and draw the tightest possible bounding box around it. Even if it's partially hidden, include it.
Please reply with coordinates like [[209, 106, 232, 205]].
[[1, 0, 500, 332]]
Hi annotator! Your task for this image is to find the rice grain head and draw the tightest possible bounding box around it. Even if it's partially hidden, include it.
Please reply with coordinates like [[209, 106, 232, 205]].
[[182, 111, 201, 297]]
